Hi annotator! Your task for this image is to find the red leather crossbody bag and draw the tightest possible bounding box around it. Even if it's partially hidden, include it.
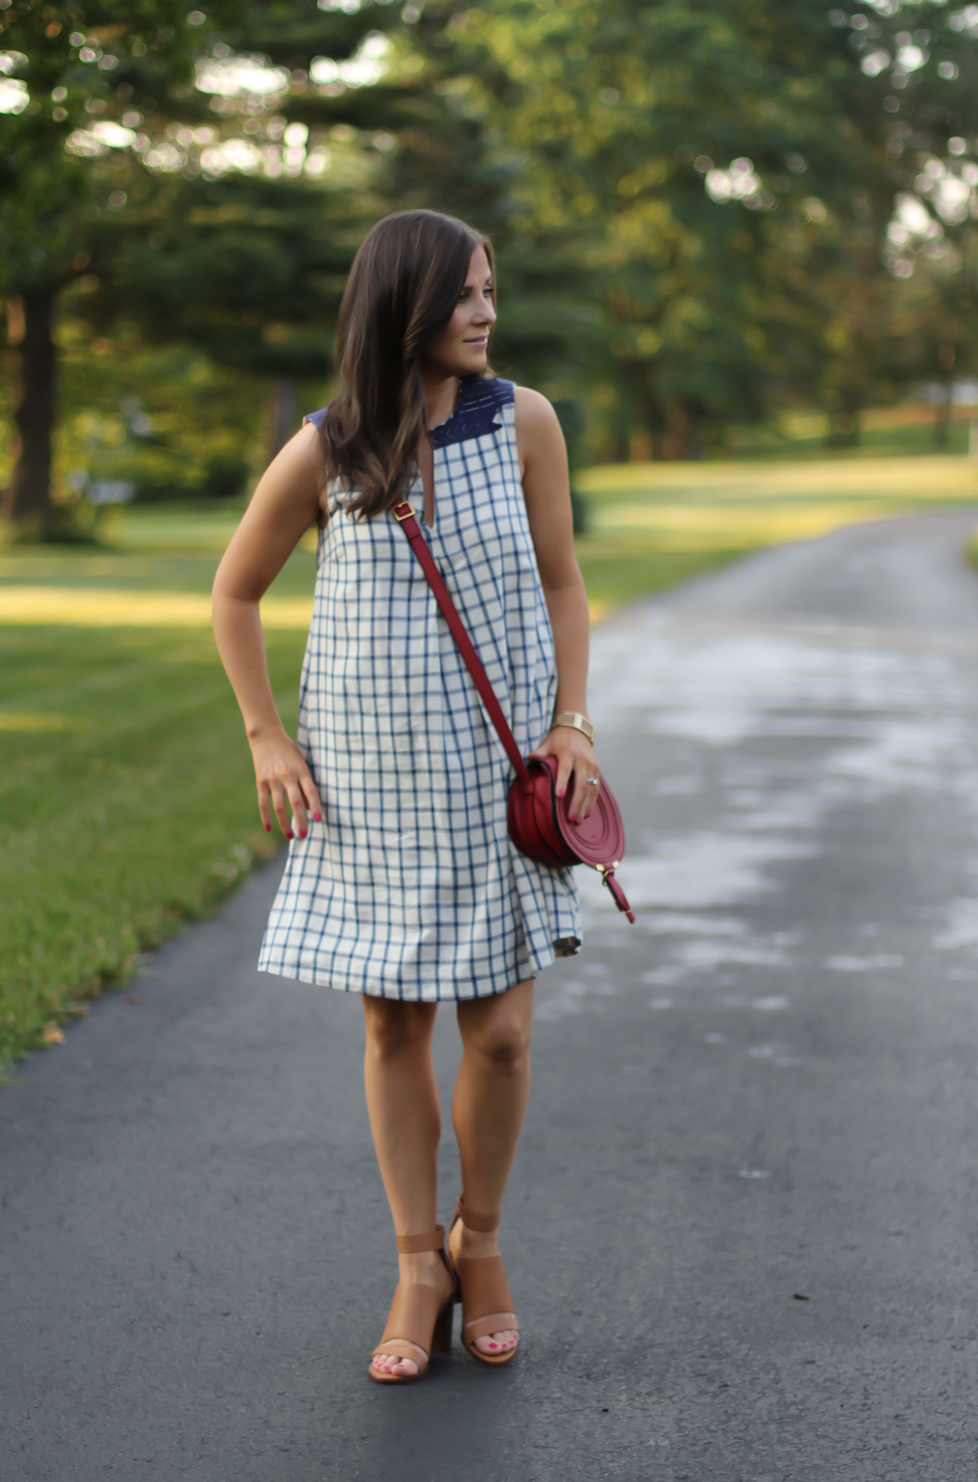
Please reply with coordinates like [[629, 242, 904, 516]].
[[392, 501, 635, 923]]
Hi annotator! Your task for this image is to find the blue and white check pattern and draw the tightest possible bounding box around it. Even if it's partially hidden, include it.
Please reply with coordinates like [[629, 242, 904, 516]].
[[258, 376, 581, 1000]]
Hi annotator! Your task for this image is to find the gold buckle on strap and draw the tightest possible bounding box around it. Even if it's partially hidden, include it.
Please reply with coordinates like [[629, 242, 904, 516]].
[[392, 502, 415, 522]]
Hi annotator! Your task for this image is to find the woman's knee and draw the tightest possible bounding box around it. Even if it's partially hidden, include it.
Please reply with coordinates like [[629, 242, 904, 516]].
[[364, 999, 436, 1059], [463, 1006, 532, 1074]]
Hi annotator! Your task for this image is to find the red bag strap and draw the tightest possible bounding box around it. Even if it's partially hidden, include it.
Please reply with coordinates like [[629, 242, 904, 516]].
[[392, 502, 531, 784]]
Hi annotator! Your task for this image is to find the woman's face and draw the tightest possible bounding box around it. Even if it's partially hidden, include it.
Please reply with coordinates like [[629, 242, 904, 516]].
[[422, 245, 496, 379]]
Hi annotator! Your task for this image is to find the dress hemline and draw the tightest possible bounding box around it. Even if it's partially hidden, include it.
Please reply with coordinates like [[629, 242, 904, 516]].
[[256, 936, 572, 1001]]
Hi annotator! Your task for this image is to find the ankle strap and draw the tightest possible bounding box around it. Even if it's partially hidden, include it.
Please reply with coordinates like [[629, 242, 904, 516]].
[[396, 1224, 445, 1254], [454, 1195, 499, 1234]]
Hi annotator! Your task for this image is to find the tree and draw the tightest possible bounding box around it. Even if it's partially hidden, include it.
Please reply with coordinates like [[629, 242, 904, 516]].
[[778, 0, 978, 445], [7, 0, 976, 506], [401, 0, 978, 457], [863, 0, 978, 439], [399, 0, 873, 456], [0, 2, 199, 531], [0, 0, 403, 534]]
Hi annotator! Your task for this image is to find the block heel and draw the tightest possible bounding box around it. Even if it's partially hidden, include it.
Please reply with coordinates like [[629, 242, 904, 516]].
[[430, 1299, 454, 1354]]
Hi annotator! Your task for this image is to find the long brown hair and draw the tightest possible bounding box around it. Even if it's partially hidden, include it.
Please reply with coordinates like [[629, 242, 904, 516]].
[[319, 210, 494, 520]]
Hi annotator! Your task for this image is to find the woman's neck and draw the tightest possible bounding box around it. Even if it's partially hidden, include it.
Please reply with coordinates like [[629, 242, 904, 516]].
[[421, 371, 460, 432]]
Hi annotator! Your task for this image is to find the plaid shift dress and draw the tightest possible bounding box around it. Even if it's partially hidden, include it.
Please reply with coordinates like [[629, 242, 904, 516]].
[[258, 375, 581, 1001]]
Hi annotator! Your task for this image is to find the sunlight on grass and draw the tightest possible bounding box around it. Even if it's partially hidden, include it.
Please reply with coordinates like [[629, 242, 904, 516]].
[[591, 500, 892, 544], [579, 453, 978, 502], [573, 454, 978, 605], [0, 712, 88, 732], [0, 587, 314, 628]]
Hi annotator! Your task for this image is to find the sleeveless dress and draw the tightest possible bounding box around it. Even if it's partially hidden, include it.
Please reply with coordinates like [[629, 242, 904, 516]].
[[258, 375, 581, 1001]]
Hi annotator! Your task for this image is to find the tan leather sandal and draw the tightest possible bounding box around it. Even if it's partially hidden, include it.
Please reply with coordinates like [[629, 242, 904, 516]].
[[368, 1225, 457, 1384], [448, 1195, 520, 1368]]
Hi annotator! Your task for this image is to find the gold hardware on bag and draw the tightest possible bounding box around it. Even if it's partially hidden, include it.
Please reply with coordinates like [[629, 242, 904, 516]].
[[392, 503, 415, 522]]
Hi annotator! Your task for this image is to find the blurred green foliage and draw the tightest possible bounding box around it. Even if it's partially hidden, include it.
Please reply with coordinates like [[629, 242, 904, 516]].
[[1, 0, 977, 525]]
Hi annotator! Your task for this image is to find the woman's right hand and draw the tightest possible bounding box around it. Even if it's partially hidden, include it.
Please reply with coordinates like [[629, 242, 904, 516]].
[[250, 727, 323, 840]]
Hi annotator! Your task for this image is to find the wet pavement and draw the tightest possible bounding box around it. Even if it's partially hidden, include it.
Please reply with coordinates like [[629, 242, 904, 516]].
[[4, 510, 978, 1480]]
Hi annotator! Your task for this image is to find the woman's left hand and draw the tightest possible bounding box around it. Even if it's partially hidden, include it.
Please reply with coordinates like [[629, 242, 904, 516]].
[[528, 726, 601, 822]]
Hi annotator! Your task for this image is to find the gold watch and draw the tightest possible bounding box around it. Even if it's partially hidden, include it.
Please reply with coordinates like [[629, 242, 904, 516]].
[[551, 711, 595, 743]]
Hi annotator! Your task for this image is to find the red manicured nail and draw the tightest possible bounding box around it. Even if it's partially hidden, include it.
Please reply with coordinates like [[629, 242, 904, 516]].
[[488, 1342, 499, 1350], [265, 823, 272, 832], [299, 830, 307, 839], [313, 813, 322, 822], [286, 830, 294, 840], [556, 788, 565, 798]]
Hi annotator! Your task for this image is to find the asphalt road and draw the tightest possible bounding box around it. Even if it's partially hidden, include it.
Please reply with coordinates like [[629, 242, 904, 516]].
[[4, 510, 978, 1481]]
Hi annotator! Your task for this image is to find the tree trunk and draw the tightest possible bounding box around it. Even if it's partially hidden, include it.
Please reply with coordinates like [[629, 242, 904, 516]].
[[5, 287, 56, 531], [611, 426, 630, 464], [933, 385, 952, 448], [269, 378, 297, 459], [934, 341, 955, 448], [826, 407, 861, 448], [653, 401, 694, 460], [632, 378, 666, 460]]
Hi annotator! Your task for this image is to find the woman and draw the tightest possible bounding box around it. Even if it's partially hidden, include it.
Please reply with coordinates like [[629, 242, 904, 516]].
[[212, 209, 600, 1383]]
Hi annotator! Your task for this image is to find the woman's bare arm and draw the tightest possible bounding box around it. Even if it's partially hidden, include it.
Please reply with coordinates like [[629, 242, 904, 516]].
[[212, 422, 325, 838], [514, 386, 599, 822]]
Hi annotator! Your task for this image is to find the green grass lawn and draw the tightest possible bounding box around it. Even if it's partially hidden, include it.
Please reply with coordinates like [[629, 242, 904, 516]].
[[574, 450, 978, 616], [0, 506, 317, 1071], [0, 624, 306, 1066], [573, 540, 745, 613], [2, 453, 978, 1073]]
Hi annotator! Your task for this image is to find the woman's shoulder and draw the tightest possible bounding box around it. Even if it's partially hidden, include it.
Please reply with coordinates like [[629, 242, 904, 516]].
[[513, 385, 558, 419], [513, 386, 563, 441]]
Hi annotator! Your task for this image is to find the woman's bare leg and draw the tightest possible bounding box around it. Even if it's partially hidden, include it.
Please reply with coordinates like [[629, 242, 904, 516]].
[[450, 978, 533, 1356], [363, 997, 451, 1377]]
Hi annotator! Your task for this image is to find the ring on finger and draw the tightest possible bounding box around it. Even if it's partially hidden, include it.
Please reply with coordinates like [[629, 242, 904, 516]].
[[586, 776, 600, 786]]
